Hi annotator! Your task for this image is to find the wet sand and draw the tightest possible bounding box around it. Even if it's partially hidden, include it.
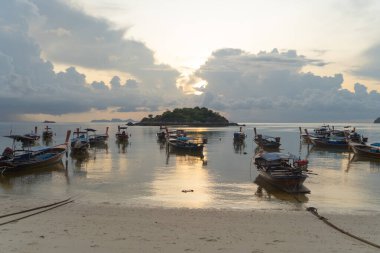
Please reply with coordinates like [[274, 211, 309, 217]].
[[1, 195, 379, 253]]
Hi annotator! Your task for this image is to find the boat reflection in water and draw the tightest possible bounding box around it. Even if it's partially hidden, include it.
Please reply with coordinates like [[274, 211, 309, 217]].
[[70, 150, 91, 170], [254, 175, 309, 204], [150, 147, 210, 209], [0, 161, 66, 190], [116, 140, 130, 153], [347, 153, 380, 172], [233, 140, 246, 154], [90, 142, 109, 154], [166, 147, 206, 166]]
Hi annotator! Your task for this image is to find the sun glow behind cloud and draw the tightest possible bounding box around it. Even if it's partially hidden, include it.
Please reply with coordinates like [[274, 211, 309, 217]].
[[2, 0, 380, 122]]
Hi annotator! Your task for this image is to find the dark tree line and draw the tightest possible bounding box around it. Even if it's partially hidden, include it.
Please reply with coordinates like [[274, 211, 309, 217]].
[[140, 107, 229, 124]]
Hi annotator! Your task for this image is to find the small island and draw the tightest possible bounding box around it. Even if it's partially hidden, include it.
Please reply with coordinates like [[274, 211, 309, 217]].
[[375, 117, 380, 123], [136, 107, 238, 126]]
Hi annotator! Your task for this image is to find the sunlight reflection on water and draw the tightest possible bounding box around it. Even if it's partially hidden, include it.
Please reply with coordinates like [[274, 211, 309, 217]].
[[1, 122, 380, 214]]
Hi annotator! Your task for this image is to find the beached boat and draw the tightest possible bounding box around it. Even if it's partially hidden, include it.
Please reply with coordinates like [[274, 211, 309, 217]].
[[168, 137, 204, 152], [42, 126, 53, 139], [253, 128, 281, 149], [86, 127, 109, 145], [254, 151, 310, 193], [233, 127, 246, 142], [116, 125, 129, 142], [349, 142, 380, 159], [0, 131, 71, 174], [70, 128, 90, 153]]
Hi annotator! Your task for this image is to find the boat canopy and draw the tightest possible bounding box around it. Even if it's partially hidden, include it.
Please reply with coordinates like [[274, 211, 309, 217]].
[[371, 143, 380, 147], [4, 135, 35, 142], [256, 152, 298, 161]]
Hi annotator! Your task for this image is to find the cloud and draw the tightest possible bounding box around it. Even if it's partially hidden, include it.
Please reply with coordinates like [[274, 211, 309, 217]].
[[0, 0, 183, 120], [352, 42, 380, 80], [1, 1, 379, 122], [192, 48, 380, 122], [30, 0, 180, 94]]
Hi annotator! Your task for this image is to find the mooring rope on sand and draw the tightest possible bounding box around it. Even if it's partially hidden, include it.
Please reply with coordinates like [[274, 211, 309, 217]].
[[0, 197, 75, 226], [0, 197, 72, 219], [306, 206, 380, 250]]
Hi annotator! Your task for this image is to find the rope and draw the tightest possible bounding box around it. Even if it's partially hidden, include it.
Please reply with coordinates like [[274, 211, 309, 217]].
[[0, 199, 73, 226], [0, 197, 72, 219], [306, 207, 380, 249], [252, 148, 379, 250]]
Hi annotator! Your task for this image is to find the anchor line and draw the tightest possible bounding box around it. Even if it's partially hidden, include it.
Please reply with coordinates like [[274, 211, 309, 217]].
[[306, 207, 380, 250]]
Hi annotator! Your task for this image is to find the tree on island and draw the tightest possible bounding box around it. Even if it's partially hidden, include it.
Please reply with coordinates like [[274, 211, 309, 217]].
[[139, 107, 230, 125], [375, 117, 380, 123]]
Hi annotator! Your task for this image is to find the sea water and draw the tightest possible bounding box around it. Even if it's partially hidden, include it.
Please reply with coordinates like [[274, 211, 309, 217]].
[[1, 122, 380, 214]]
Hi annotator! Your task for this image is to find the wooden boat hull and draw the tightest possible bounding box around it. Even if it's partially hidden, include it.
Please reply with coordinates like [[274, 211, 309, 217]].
[[258, 170, 309, 193], [310, 138, 349, 149], [233, 132, 245, 142], [116, 134, 129, 142], [89, 137, 107, 144], [0, 147, 66, 174], [254, 140, 281, 149], [254, 175, 309, 202], [351, 144, 380, 159], [168, 140, 204, 152]]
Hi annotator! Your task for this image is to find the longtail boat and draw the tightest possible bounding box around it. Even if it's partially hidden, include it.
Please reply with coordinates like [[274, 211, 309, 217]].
[[349, 142, 380, 159], [0, 130, 71, 174], [254, 151, 310, 193], [116, 125, 129, 142], [253, 127, 281, 150]]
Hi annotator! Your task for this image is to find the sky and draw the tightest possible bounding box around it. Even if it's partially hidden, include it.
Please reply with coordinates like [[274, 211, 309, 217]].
[[1, 0, 380, 122]]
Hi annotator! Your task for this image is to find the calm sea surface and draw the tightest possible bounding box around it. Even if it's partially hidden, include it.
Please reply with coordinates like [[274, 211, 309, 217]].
[[1, 122, 380, 214]]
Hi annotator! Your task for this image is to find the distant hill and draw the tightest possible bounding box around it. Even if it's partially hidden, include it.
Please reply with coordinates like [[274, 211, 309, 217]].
[[91, 118, 137, 123], [137, 107, 237, 126], [375, 117, 380, 123]]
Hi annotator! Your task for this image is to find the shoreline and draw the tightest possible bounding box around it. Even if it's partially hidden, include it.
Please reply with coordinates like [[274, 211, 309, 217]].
[[1, 195, 379, 253]]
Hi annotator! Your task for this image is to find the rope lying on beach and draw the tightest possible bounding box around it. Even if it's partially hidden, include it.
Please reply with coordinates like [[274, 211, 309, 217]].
[[0, 197, 72, 219], [306, 207, 380, 250], [0, 198, 74, 226]]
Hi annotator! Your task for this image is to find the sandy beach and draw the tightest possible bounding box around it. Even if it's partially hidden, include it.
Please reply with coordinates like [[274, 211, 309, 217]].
[[0, 195, 379, 253]]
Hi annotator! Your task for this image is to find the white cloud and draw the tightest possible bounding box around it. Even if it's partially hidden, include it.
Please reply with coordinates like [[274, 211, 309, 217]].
[[0, 0, 184, 120], [192, 48, 380, 122]]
